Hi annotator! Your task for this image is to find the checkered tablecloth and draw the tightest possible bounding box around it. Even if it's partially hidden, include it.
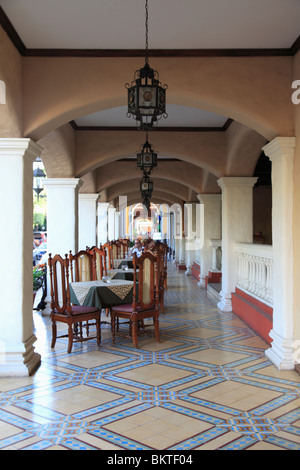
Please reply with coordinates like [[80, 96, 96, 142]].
[[70, 279, 135, 309]]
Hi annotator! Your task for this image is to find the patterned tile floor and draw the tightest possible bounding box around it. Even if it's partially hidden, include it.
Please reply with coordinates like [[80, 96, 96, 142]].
[[1, 264, 300, 451]]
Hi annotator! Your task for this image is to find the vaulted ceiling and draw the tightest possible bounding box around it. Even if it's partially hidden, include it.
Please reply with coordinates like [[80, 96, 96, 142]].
[[1, 0, 299, 207]]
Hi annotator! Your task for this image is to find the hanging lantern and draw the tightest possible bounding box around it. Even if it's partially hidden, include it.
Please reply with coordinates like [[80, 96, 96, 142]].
[[33, 165, 46, 200], [136, 135, 157, 175], [140, 174, 154, 199], [126, 0, 167, 130]]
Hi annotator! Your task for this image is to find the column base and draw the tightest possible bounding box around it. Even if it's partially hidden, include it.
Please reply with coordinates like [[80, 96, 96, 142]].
[[185, 265, 192, 276], [197, 274, 206, 288], [217, 290, 232, 312], [265, 330, 295, 370], [0, 335, 41, 377]]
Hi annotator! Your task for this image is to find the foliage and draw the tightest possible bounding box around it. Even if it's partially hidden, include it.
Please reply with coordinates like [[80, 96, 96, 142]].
[[33, 212, 47, 231], [33, 266, 45, 292]]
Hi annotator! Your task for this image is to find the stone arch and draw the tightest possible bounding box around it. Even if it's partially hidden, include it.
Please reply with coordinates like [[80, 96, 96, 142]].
[[22, 56, 294, 142]]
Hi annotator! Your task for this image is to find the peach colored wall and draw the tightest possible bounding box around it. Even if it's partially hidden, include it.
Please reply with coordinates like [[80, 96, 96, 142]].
[[74, 129, 226, 177], [106, 177, 196, 204], [78, 171, 96, 194], [22, 55, 294, 141], [0, 27, 23, 137], [38, 123, 75, 177], [293, 51, 300, 343], [37, 122, 267, 191], [118, 192, 183, 208], [94, 160, 219, 196], [225, 121, 267, 175]]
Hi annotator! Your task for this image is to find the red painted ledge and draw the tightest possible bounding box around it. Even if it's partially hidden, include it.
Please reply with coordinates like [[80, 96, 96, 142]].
[[232, 287, 273, 345]]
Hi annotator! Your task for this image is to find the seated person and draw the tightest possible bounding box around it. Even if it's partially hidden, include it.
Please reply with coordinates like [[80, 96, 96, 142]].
[[147, 239, 156, 251], [143, 238, 156, 252], [130, 238, 144, 257]]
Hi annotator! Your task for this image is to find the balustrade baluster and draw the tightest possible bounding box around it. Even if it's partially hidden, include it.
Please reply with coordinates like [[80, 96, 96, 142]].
[[235, 243, 273, 306]]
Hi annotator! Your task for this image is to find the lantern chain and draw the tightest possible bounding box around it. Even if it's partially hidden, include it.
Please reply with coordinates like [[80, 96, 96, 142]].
[[145, 0, 149, 64]]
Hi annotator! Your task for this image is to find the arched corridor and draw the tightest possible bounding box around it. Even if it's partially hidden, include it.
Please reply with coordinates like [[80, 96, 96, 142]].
[[0, 1, 300, 452]]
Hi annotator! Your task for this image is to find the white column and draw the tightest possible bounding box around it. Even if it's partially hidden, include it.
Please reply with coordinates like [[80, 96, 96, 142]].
[[44, 178, 82, 257], [97, 202, 110, 245], [174, 238, 181, 263], [0, 138, 42, 376], [108, 206, 116, 240], [179, 236, 186, 265], [263, 137, 295, 369], [217, 177, 257, 312], [197, 194, 221, 287], [78, 193, 99, 250], [114, 211, 120, 239], [118, 195, 128, 238], [184, 203, 198, 275]]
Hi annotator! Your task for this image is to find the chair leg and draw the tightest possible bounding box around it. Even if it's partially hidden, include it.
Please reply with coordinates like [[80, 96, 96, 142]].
[[68, 324, 74, 353], [96, 317, 101, 347], [154, 317, 160, 343], [132, 320, 138, 348], [111, 314, 116, 343], [51, 321, 57, 349], [160, 295, 164, 314]]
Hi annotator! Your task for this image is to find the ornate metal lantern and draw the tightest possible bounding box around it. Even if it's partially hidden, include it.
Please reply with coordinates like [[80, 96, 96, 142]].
[[136, 135, 157, 175], [140, 174, 154, 199], [33, 164, 46, 200], [126, 0, 167, 130]]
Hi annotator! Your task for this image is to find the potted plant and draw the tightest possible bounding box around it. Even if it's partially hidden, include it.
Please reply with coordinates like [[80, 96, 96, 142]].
[[33, 265, 45, 303]]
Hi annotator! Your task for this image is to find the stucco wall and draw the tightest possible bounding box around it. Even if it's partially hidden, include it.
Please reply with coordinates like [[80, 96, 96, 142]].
[[0, 26, 22, 137], [22, 55, 294, 141]]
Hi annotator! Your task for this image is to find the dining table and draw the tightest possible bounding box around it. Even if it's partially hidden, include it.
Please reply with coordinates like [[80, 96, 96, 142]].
[[69, 279, 135, 311], [107, 268, 135, 281], [112, 258, 134, 269]]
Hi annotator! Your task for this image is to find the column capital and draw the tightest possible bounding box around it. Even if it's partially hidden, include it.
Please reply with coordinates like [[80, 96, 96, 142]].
[[44, 178, 82, 190], [263, 137, 296, 161], [197, 193, 221, 204], [0, 138, 42, 161], [217, 176, 257, 190], [79, 193, 101, 203], [97, 201, 110, 210]]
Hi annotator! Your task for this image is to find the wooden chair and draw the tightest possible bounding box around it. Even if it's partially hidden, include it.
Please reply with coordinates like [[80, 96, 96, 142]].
[[103, 242, 113, 270], [146, 242, 167, 313], [48, 253, 101, 354], [69, 249, 94, 282], [161, 242, 168, 290], [69, 249, 96, 335], [119, 239, 129, 258], [111, 240, 121, 261], [89, 245, 107, 280], [110, 251, 160, 348]]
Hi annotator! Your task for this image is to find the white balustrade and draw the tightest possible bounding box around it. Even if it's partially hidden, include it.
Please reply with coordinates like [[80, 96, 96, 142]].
[[235, 243, 273, 305], [210, 239, 222, 271]]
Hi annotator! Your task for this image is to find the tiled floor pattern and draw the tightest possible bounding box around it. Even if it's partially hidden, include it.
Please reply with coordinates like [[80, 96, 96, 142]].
[[1, 264, 300, 450]]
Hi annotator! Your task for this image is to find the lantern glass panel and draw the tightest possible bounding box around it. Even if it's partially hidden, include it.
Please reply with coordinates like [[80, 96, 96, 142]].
[[139, 86, 157, 115]]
